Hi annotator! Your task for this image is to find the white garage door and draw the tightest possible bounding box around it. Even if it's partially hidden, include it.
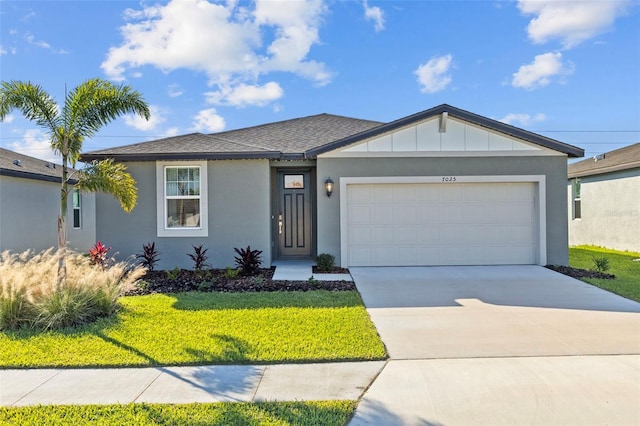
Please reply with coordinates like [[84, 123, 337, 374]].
[[346, 182, 537, 266]]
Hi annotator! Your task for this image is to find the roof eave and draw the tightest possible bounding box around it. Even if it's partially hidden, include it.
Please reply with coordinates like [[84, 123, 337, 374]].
[[80, 151, 291, 162], [0, 169, 79, 184], [568, 161, 640, 178]]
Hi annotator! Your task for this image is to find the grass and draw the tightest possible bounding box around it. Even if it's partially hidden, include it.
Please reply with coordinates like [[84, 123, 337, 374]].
[[0, 290, 386, 368], [569, 245, 640, 302], [0, 401, 357, 426]]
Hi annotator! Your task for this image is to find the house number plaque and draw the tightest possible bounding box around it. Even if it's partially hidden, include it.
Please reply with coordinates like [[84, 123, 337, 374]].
[[442, 176, 457, 182]]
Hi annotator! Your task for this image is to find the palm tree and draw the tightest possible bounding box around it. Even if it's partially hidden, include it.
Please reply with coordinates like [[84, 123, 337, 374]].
[[0, 78, 150, 283]]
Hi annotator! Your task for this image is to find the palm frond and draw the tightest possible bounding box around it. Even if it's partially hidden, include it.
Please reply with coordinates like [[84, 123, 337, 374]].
[[0, 81, 60, 131], [77, 159, 138, 212]]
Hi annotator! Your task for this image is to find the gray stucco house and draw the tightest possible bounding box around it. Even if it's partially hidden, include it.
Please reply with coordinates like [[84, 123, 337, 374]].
[[81, 104, 583, 269], [0, 148, 96, 253], [568, 142, 639, 252]]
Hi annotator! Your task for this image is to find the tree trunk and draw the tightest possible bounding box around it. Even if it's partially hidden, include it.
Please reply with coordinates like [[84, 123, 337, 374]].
[[57, 157, 69, 287]]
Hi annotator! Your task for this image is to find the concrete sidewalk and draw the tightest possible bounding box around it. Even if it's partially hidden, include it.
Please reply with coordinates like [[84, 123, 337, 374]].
[[1, 361, 385, 406]]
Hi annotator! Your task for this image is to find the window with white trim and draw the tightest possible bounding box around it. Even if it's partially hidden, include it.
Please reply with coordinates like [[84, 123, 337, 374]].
[[72, 188, 81, 229], [156, 161, 208, 237], [572, 178, 581, 220]]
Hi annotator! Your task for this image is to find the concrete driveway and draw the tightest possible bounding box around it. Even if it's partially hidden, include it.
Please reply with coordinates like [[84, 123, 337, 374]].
[[350, 265, 640, 425]]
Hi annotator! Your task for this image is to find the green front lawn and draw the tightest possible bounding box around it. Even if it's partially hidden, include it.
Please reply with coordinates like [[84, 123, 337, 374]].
[[569, 245, 640, 302], [0, 291, 386, 368], [0, 401, 357, 426]]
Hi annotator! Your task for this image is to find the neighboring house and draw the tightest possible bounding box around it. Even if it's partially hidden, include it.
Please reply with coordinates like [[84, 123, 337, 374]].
[[81, 104, 583, 269], [567, 142, 640, 253], [0, 148, 96, 253]]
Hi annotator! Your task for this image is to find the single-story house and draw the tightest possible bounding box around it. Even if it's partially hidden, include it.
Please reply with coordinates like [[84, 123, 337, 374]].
[[0, 148, 96, 253], [80, 104, 583, 269], [568, 142, 639, 252]]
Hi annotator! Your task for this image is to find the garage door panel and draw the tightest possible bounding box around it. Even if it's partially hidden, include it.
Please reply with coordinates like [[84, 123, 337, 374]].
[[346, 182, 537, 266], [349, 205, 371, 225], [349, 226, 371, 245], [393, 205, 417, 224], [439, 205, 463, 222], [371, 205, 393, 224], [349, 185, 371, 203]]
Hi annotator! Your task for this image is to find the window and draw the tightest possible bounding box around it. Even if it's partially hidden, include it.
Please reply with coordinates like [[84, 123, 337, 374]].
[[572, 178, 581, 219], [72, 188, 81, 229], [156, 161, 208, 237]]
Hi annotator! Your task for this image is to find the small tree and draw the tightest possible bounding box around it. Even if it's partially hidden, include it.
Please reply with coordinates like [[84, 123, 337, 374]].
[[0, 79, 150, 284]]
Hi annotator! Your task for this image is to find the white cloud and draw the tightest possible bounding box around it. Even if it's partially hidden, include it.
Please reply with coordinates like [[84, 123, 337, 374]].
[[363, 0, 385, 32], [499, 112, 546, 126], [24, 33, 50, 49], [191, 108, 226, 132], [512, 52, 573, 90], [9, 129, 61, 163], [102, 0, 330, 105], [24, 32, 68, 54], [124, 105, 163, 131], [2, 114, 14, 123], [414, 54, 453, 94], [161, 127, 180, 138], [518, 0, 630, 49], [168, 84, 184, 98], [205, 81, 284, 107]]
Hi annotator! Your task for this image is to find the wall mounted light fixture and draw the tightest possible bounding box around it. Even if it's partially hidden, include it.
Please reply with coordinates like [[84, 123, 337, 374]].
[[324, 177, 334, 198]]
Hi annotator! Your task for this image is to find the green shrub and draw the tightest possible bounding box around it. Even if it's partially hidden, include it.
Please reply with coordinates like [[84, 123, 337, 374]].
[[316, 253, 335, 272], [0, 249, 145, 331], [592, 256, 611, 273], [224, 267, 240, 279], [165, 267, 181, 280]]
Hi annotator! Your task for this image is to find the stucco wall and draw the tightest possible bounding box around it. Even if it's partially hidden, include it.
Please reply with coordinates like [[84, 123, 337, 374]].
[[0, 175, 96, 253], [95, 159, 271, 269], [317, 155, 569, 266], [568, 169, 640, 252]]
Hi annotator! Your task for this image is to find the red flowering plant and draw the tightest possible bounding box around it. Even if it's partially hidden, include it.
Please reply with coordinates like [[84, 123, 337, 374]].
[[89, 241, 111, 269]]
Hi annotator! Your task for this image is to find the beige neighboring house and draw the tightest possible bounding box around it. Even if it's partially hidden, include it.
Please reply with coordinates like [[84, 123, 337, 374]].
[[568, 142, 640, 253], [0, 148, 96, 254]]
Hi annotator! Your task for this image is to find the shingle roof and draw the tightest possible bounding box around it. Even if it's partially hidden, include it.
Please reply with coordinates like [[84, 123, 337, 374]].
[[0, 148, 65, 183], [80, 105, 584, 162], [81, 113, 383, 162], [568, 142, 640, 178]]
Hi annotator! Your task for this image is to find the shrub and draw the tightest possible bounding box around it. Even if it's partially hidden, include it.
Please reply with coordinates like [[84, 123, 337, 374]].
[[88, 241, 111, 269], [316, 253, 335, 272], [591, 256, 611, 273], [187, 244, 209, 271], [0, 249, 145, 331], [137, 242, 160, 271], [234, 245, 263, 276], [165, 267, 181, 280], [224, 267, 240, 279]]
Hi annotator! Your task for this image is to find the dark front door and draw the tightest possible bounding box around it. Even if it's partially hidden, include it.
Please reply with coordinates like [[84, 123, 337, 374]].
[[277, 170, 312, 258]]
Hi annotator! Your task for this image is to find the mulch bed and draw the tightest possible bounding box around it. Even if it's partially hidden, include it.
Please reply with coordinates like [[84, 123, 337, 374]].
[[126, 268, 355, 296], [545, 265, 615, 280]]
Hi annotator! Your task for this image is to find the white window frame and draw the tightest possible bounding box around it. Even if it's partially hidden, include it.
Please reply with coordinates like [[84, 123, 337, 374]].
[[156, 161, 208, 237], [72, 188, 81, 229], [572, 178, 581, 220]]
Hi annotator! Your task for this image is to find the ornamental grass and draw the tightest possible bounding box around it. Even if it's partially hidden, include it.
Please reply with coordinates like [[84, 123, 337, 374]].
[[0, 249, 145, 331]]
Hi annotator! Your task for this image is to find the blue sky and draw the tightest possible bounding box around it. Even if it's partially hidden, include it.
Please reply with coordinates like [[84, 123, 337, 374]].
[[1, 0, 638, 163]]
